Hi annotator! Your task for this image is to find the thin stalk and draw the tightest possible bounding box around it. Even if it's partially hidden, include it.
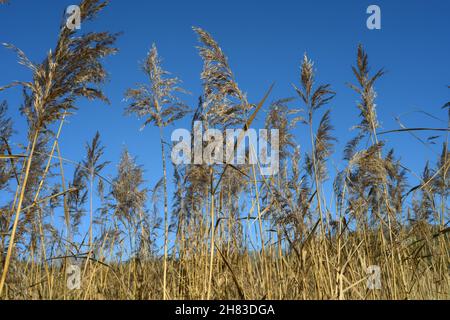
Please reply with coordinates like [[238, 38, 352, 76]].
[[0, 128, 40, 296]]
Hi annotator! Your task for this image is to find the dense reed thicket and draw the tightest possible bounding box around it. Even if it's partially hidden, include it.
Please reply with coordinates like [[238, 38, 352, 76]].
[[0, 0, 448, 300]]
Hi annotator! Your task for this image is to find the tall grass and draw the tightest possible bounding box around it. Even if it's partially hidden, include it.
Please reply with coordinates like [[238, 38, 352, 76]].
[[0, 0, 448, 300]]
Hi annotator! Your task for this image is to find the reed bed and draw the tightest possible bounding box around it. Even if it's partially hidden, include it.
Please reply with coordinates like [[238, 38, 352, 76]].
[[0, 0, 448, 300]]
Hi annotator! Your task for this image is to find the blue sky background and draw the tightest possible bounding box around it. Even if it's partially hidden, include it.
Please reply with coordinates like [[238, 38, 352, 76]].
[[0, 1, 449, 248]]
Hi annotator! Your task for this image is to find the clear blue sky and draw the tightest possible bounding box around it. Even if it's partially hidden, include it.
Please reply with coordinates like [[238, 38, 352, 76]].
[[0, 1, 449, 243]]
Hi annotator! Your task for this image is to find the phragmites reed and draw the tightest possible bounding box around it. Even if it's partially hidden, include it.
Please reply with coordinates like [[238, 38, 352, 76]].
[[125, 42, 189, 299], [0, 0, 118, 295], [0, 6, 448, 300], [348, 44, 384, 139], [193, 27, 248, 128]]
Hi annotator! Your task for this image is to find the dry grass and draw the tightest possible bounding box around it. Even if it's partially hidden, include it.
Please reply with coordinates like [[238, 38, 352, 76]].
[[0, 0, 448, 300]]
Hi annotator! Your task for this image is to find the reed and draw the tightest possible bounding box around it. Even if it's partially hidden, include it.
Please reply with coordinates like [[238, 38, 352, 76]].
[[0, 0, 448, 300]]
